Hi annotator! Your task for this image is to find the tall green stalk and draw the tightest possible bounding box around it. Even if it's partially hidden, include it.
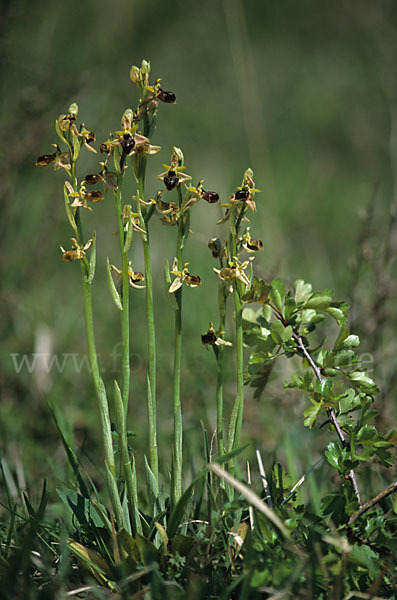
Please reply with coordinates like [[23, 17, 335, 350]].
[[110, 165, 143, 533], [114, 180, 131, 416], [215, 284, 228, 457], [134, 176, 158, 482], [172, 206, 184, 506], [230, 287, 244, 450], [226, 204, 246, 457], [130, 82, 159, 483], [69, 160, 125, 529], [82, 276, 126, 529]]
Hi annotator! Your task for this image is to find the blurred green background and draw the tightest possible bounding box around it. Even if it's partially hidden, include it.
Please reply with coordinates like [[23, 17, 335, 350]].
[[1, 0, 396, 492]]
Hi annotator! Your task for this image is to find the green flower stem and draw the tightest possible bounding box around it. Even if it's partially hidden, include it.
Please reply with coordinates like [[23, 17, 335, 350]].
[[226, 204, 245, 462], [68, 159, 124, 527], [81, 278, 112, 465], [114, 183, 131, 416], [112, 178, 142, 532], [81, 251, 125, 527], [226, 287, 244, 455], [215, 286, 227, 457], [142, 237, 158, 480], [70, 160, 78, 191], [172, 293, 183, 506], [215, 350, 225, 457], [172, 191, 185, 506], [232, 287, 244, 449], [135, 176, 158, 483], [131, 91, 159, 481]]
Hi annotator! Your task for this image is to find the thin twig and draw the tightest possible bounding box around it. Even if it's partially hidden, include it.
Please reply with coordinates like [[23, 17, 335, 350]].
[[294, 334, 362, 506], [348, 480, 397, 525], [246, 461, 254, 530]]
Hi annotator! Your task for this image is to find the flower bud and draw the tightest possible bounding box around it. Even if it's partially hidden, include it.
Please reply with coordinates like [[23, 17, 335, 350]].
[[129, 65, 141, 83], [58, 115, 71, 132], [141, 59, 150, 75], [68, 102, 79, 117], [172, 147, 184, 166], [122, 108, 134, 128], [243, 167, 254, 182]]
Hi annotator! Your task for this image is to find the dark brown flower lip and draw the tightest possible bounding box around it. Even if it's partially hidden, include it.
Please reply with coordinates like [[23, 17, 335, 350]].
[[156, 89, 176, 103], [129, 271, 144, 283], [121, 134, 135, 155], [85, 131, 96, 144], [36, 153, 57, 166], [201, 331, 217, 346], [234, 188, 250, 200], [202, 190, 219, 203], [161, 215, 179, 226], [84, 173, 104, 185], [85, 190, 104, 202], [201, 323, 232, 348], [61, 251, 77, 262], [157, 200, 179, 214], [208, 237, 223, 258], [246, 239, 263, 251], [163, 170, 179, 191], [185, 274, 201, 286], [63, 113, 77, 123]]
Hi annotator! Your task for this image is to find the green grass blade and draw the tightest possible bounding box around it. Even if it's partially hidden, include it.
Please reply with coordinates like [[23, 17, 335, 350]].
[[144, 455, 161, 515], [47, 400, 91, 498], [167, 470, 205, 539], [212, 442, 251, 465]]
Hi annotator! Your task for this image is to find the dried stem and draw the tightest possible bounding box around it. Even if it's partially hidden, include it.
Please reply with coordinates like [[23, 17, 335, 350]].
[[348, 480, 397, 525]]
